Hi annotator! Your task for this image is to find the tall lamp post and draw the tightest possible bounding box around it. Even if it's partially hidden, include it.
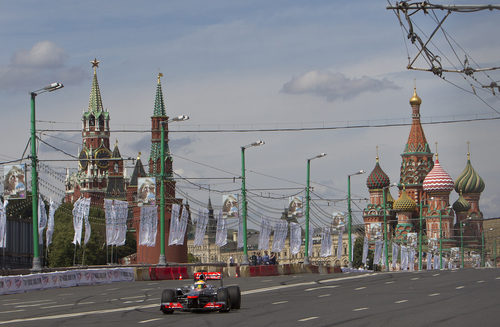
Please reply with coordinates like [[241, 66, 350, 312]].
[[460, 217, 471, 268], [489, 228, 497, 268], [304, 153, 327, 265], [241, 140, 265, 265], [347, 170, 365, 268], [437, 206, 451, 269], [158, 115, 189, 266], [30, 82, 64, 272], [382, 183, 397, 271]]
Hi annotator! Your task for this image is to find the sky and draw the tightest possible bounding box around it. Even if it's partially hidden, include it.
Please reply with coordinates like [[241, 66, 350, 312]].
[[1, 1, 499, 230]]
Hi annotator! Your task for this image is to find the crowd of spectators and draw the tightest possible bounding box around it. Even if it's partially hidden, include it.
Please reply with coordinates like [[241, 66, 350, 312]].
[[249, 251, 277, 265]]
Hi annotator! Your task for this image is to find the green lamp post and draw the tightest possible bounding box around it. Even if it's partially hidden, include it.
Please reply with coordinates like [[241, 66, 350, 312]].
[[347, 170, 365, 267], [30, 82, 64, 272], [241, 140, 264, 265]]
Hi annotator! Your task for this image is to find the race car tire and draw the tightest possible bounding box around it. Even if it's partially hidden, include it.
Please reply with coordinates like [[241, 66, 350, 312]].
[[161, 289, 175, 314], [217, 288, 231, 313], [227, 286, 241, 309]]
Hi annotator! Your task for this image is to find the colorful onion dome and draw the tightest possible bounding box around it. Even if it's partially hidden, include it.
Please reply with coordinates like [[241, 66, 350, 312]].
[[386, 190, 395, 204], [452, 192, 471, 213], [366, 157, 390, 190], [410, 87, 422, 106], [393, 187, 416, 212], [422, 157, 454, 193], [454, 153, 485, 194]]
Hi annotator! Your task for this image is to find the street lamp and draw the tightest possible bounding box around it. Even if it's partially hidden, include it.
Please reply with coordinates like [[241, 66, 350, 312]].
[[158, 115, 189, 266], [489, 228, 497, 267], [382, 183, 397, 271], [347, 170, 365, 267], [241, 140, 265, 265], [304, 153, 327, 265], [30, 82, 64, 272]]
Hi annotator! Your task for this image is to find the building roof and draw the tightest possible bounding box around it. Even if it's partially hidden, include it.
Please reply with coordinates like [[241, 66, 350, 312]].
[[366, 157, 390, 190], [403, 88, 431, 154], [393, 187, 416, 212], [454, 152, 485, 194], [453, 192, 471, 213], [130, 155, 146, 186]]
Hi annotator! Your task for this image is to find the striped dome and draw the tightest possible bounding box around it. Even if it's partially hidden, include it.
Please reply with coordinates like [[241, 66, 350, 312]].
[[393, 189, 416, 212], [422, 158, 454, 193], [366, 160, 390, 190], [454, 155, 485, 194]]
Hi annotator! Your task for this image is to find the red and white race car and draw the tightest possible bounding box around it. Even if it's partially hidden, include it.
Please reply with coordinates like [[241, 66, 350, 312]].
[[160, 271, 241, 314]]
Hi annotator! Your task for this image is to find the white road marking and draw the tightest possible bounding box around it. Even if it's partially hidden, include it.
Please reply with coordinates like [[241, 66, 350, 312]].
[[385, 281, 395, 284], [496, 277, 500, 280], [353, 307, 369, 311], [354, 287, 366, 290], [262, 279, 273, 282], [78, 302, 95, 305], [411, 277, 419, 280], [432, 273, 440, 276], [138, 318, 163, 324], [305, 285, 339, 291], [124, 300, 143, 304], [58, 293, 73, 296], [106, 288, 119, 291], [456, 286, 465, 289], [121, 295, 145, 300], [477, 280, 485, 283], [395, 300, 408, 304], [4, 299, 54, 306], [146, 282, 159, 286], [40, 304, 74, 309], [145, 297, 160, 302], [0, 309, 24, 314], [429, 293, 440, 297], [272, 301, 288, 305], [298, 316, 318, 322], [15, 302, 57, 308], [318, 294, 331, 298]]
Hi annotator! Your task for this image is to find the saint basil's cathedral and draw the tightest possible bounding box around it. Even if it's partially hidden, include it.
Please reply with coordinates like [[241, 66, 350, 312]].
[[363, 88, 486, 252], [64, 59, 187, 264]]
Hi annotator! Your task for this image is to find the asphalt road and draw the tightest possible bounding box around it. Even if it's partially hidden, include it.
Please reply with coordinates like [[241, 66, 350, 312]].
[[0, 268, 498, 327]]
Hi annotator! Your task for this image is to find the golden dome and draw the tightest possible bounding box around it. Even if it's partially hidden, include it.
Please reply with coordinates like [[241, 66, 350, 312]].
[[410, 87, 422, 106]]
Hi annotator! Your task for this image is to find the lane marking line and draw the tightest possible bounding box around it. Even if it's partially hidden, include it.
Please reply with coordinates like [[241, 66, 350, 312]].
[[385, 281, 395, 284], [138, 318, 163, 324], [78, 302, 95, 305], [429, 293, 440, 297], [298, 316, 318, 322], [4, 299, 54, 306], [106, 288, 119, 291], [318, 294, 331, 298], [477, 280, 485, 283], [0, 310, 25, 314], [353, 307, 369, 311], [15, 302, 57, 308], [121, 296, 145, 300], [40, 304, 74, 309], [432, 274, 440, 276], [272, 301, 288, 305], [411, 277, 419, 280], [354, 287, 366, 290], [141, 288, 155, 291], [456, 286, 465, 289], [305, 285, 339, 291], [395, 300, 408, 304]]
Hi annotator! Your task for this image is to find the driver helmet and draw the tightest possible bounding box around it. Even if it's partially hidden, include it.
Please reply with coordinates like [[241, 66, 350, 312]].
[[195, 280, 206, 290]]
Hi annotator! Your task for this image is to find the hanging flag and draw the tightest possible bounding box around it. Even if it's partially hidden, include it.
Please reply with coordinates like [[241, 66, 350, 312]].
[[139, 205, 158, 246], [222, 194, 239, 219], [215, 211, 227, 247], [289, 222, 301, 255], [38, 196, 47, 245], [137, 177, 156, 205], [401, 245, 408, 270], [392, 242, 399, 270], [113, 200, 128, 246], [0, 200, 8, 248], [374, 240, 383, 265], [351, 235, 357, 261], [320, 227, 332, 257], [168, 204, 181, 246], [258, 217, 272, 250], [104, 199, 115, 245], [409, 248, 415, 271], [336, 226, 344, 259], [271, 220, 288, 253], [237, 215, 243, 248], [176, 204, 189, 245], [3, 164, 26, 199], [82, 198, 91, 245], [308, 227, 314, 257], [362, 237, 369, 265], [72, 198, 84, 245], [46, 199, 58, 246], [427, 252, 433, 270], [194, 209, 209, 246], [433, 254, 440, 270], [287, 196, 303, 218]]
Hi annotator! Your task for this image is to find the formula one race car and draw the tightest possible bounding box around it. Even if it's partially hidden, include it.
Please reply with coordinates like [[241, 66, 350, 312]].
[[160, 271, 241, 314]]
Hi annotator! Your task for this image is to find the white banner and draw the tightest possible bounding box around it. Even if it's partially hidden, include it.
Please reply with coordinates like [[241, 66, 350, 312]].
[[409, 248, 415, 271], [104, 199, 114, 245], [271, 220, 288, 253], [215, 211, 227, 247], [434, 254, 440, 270], [374, 240, 383, 265], [0, 200, 7, 248], [72, 198, 84, 245], [362, 237, 369, 265], [401, 245, 408, 270], [258, 218, 272, 250], [320, 228, 332, 257], [290, 222, 301, 255], [46, 199, 57, 246], [113, 200, 128, 246], [427, 252, 433, 270], [392, 242, 399, 270], [139, 205, 158, 246], [38, 196, 47, 245], [194, 209, 209, 247], [308, 227, 315, 257], [168, 204, 180, 246], [176, 204, 189, 245], [237, 215, 243, 248], [351, 235, 356, 261], [82, 198, 91, 245], [336, 226, 344, 259]]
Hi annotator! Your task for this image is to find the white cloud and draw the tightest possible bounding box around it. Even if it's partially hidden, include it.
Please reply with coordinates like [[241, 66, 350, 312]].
[[11, 41, 67, 68], [281, 70, 400, 102]]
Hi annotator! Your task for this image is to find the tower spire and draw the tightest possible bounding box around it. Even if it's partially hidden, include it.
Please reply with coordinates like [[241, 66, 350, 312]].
[[88, 58, 104, 113], [153, 72, 166, 117]]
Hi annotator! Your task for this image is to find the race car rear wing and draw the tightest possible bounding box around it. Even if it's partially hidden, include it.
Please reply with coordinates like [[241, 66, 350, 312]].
[[194, 271, 222, 282]]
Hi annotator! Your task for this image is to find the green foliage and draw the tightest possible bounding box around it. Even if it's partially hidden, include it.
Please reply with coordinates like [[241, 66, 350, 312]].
[[187, 253, 199, 263], [47, 202, 136, 267], [352, 237, 374, 269]]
